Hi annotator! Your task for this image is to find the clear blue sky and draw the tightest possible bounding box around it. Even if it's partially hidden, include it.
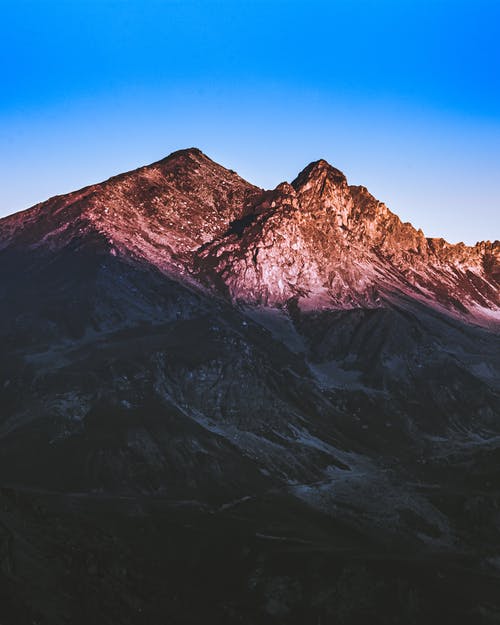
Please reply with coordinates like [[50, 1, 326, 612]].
[[1, 0, 499, 244]]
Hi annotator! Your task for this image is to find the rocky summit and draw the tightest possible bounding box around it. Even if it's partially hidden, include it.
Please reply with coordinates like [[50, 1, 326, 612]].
[[0, 148, 499, 624]]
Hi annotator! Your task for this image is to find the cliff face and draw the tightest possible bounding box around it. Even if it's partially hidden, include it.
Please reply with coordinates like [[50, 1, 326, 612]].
[[0, 149, 499, 624]]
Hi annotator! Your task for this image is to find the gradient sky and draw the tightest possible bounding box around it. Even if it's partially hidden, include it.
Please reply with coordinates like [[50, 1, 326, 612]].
[[1, 0, 499, 244]]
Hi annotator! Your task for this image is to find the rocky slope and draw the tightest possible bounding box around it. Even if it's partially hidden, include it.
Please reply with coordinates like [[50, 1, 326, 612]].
[[0, 148, 261, 277], [2, 148, 498, 323], [196, 157, 499, 321], [0, 148, 499, 624]]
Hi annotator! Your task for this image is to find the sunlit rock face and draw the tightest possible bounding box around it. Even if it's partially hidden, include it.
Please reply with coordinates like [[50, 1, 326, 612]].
[[2, 147, 497, 322], [193, 155, 499, 322], [0, 148, 261, 276], [0, 149, 499, 624]]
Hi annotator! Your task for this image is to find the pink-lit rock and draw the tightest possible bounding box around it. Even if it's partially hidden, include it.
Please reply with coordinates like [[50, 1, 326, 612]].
[[1, 148, 498, 326]]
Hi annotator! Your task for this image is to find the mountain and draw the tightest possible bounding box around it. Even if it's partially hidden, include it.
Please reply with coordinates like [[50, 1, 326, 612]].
[[0, 148, 499, 624], [197, 157, 499, 320]]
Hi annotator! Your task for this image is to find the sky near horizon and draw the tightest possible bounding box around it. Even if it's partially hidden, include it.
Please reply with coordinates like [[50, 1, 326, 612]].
[[0, 0, 499, 244]]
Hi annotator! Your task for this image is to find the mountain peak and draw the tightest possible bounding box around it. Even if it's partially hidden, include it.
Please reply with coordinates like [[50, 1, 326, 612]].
[[1, 150, 498, 326], [292, 159, 347, 192], [290, 159, 349, 214], [159, 146, 207, 162]]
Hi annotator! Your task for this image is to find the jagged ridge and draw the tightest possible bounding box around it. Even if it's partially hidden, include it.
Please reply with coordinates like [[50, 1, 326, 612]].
[[1, 148, 498, 325]]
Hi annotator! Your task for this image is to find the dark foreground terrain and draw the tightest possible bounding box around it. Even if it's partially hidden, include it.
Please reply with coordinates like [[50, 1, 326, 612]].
[[0, 149, 499, 623], [2, 485, 500, 625]]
